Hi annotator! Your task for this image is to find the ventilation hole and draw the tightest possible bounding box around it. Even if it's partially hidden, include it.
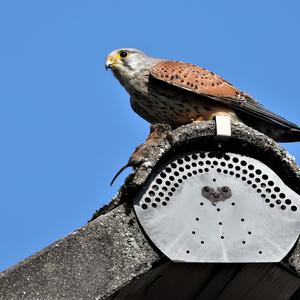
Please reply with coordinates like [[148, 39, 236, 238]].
[[279, 193, 285, 199], [201, 241, 204, 244], [151, 203, 157, 208], [213, 160, 218, 166], [168, 192, 173, 196], [271, 194, 276, 199], [187, 172, 192, 177], [242, 169, 248, 174], [200, 202, 204, 206], [270, 203, 274, 208], [192, 170, 197, 175], [178, 179, 183, 184], [198, 161, 204, 166], [155, 198, 161, 203], [228, 163, 233, 168], [248, 231, 252, 235], [169, 176, 175, 181], [153, 185, 159, 191], [196, 217, 199, 221], [281, 205, 286, 210], [221, 162, 226, 167], [162, 187, 167, 192], [184, 156, 191, 162], [236, 174, 240, 178], [174, 183, 179, 188], [223, 170, 228, 174], [165, 181, 171, 186], [262, 174, 268, 180], [174, 171, 179, 176], [204, 168, 209, 172], [233, 157, 239, 163], [186, 165, 191, 170], [208, 152, 214, 158], [259, 251, 263, 254], [218, 222, 222, 225], [179, 167, 184, 172], [231, 202, 235, 206], [241, 177, 246, 181], [171, 163, 177, 169], [249, 173, 254, 178], [165, 167, 172, 173], [142, 204, 148, 210], [242, 241, 246, 244], [261, 194, 266, 198], [217, 208, 221, 212], [291, 206, 297, 211], [274, 187, 280, 192], [213, 178, 216, 182], [265, 198, 270, 203], [276, 200, 281, 204], [200, 153, 205, 158], [177, 158, 183, 164], [229, 171, 234, 175], [224, 155, 230, 161], [191, 154, 198, 160], [205, 160, 211, 165], [221, 236, 224, 239], [257, 189, 262, 193], [252, 184, 257, 189], [261, 183, 266, 188], [235, 166, 241, 171], [248, 165, 254, 170], [241, 218, 245, 222], [241, 160, 247, 166], [285, 199, 291, 205], [165, 197, 170, 201], [149, 191, 155, 197], [192, 162, 197, 167], [182, 175, 187, 180], [217, 168, 221, 173], [268, 181, 274, 186], [160, 172, 166, 178], [247, 180, 252, 185], [255, 178, 261, 183], [255, 169, 262, 175], [171, 187, 176, 192], [145, 197, 151, 203], [156, 179, 162, 185], [198, 169, 203, 173], [266, 188, 271, 193], [192, 231, 195, 234], [186, 250, 190, 254]]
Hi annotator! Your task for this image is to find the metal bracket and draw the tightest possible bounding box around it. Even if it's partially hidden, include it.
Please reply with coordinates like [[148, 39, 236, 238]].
[[215, 115, 231, 139], [202, 186, 232, 205]]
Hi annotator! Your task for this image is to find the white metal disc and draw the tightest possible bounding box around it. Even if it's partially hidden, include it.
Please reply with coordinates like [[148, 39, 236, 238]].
[[133, 152, 300, 262]]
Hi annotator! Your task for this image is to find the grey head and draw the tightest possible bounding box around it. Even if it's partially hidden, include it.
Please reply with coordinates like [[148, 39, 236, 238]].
[[105, 48, 160, 90]]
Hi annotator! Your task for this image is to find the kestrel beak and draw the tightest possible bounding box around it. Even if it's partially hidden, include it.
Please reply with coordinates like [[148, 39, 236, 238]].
[[105, 53, 118, 70]]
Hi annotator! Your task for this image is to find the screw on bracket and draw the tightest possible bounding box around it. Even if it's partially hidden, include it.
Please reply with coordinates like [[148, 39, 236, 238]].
[[202, 186, 232, 205]]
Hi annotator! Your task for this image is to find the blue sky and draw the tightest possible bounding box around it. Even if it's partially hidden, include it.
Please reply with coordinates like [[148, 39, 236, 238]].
[[0, 0, 300, 271]]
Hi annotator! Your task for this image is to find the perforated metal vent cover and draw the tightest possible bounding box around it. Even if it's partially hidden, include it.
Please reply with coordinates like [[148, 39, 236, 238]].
[[133, 151, 300, 262]]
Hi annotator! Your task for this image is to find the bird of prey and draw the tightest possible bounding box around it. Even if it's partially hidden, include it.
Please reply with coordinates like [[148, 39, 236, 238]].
[[105, 48, 300, 142]]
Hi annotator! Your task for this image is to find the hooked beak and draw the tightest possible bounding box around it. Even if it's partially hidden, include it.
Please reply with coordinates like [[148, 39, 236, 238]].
[[105, 54, 117, 70]]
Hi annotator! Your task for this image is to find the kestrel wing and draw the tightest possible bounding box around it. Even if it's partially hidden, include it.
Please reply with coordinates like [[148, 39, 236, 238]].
[[150, 61, 299, 129]]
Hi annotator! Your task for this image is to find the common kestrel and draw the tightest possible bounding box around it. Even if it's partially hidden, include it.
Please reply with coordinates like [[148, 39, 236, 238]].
[[105, 48, 300, 142]]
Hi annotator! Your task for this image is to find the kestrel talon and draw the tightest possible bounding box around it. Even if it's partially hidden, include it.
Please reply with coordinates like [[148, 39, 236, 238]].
[[106, 48, 300, 142]]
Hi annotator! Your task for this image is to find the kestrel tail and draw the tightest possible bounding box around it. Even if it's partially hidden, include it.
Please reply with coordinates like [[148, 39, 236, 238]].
[[105, 48, 300, 143]]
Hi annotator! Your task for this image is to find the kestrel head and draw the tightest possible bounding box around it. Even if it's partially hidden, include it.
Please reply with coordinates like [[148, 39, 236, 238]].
[[105, 48, 158, 81]]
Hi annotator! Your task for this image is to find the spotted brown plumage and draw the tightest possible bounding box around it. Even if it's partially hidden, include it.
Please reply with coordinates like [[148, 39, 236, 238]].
[[105, 48, 300, 142]]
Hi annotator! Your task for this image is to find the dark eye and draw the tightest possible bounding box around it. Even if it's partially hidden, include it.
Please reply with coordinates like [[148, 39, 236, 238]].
[[119, 51, 128, 58]]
